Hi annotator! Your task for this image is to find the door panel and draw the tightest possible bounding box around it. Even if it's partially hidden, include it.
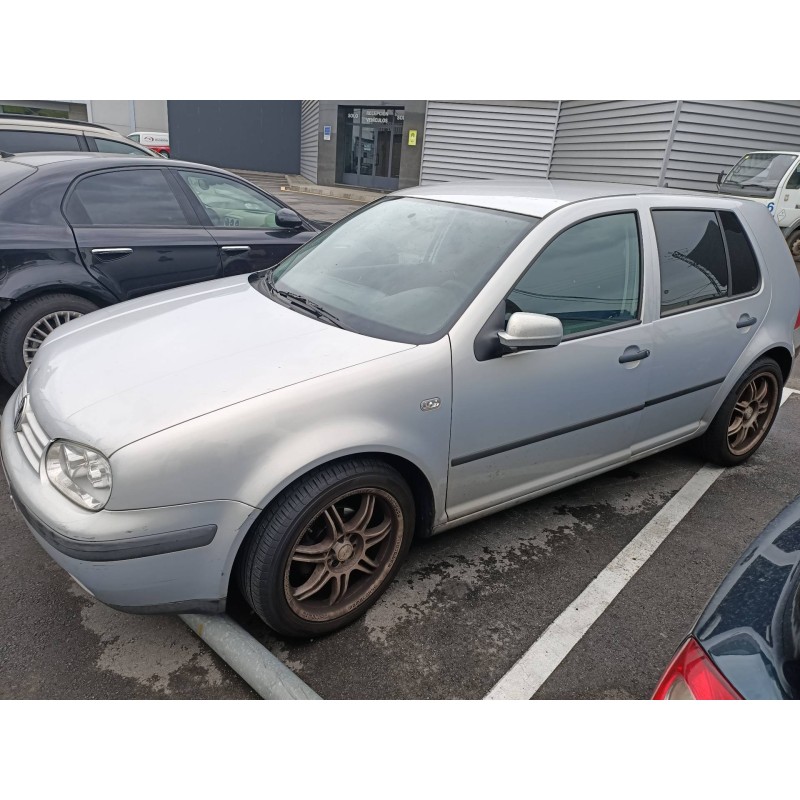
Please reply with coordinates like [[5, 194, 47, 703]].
[[447, 328, 650, 518], [65, 167, 221, 300], [174, 169, 316, 275], [447, 210, 648, 519], [72, 226, 222, 300], [635, 208, 771, 452], [778, 161, 800, 232]]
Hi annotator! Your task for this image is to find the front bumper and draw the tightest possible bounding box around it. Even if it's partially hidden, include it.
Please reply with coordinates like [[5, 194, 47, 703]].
[[1, 389, 258, 613]]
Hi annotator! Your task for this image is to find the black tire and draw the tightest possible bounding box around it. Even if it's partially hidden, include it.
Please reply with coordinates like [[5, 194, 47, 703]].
[[787, 229, 800, 263], [0, 293, 99, 385], [237, 458, 415, 638], [697, 357, 783, 467]]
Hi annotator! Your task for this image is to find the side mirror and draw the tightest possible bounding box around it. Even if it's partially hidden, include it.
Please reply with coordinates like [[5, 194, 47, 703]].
[[498, 312, 563, 351], [275, 208, 304, 229], [716, 169, 726, 187]]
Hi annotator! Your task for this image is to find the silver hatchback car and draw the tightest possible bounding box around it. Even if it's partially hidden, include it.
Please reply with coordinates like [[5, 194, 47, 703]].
[[3, 181, 800, 637]]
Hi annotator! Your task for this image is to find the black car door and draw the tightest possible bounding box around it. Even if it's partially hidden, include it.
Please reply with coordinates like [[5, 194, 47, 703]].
[[65, 166, 221, 301], [172, 168, 317, 276]]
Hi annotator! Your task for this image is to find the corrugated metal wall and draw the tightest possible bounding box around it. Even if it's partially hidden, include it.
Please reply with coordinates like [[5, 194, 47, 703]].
[[419, 100, 800, 192], [545, 100, 676, 185], [300, 101, 319, 183], [419, 101, 560, 184], [663, 101, 800, 190]]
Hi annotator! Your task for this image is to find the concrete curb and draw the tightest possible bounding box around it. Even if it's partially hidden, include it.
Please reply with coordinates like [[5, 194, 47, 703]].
[[283, 174, 385, 204], [180, 613, 321, 700]]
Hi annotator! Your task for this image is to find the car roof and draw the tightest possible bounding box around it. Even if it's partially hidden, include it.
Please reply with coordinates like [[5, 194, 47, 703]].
[[0, 152, 217, 172], [397, 178, 710, 217]]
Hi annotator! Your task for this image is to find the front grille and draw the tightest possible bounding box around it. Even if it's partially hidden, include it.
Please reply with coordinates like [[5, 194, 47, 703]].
[[15, 396, 49, 471]]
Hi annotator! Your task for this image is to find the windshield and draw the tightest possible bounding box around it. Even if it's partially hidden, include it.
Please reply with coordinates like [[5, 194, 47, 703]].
[[266, 196, 539, 343], [720, 153, 796, 196]]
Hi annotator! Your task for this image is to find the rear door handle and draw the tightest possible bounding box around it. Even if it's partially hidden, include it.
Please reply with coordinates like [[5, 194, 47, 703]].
[[736, 314, 757, 329], [619, 346, 650, 364], [221, 245, 251, 253], [91, 247, 132, 259]]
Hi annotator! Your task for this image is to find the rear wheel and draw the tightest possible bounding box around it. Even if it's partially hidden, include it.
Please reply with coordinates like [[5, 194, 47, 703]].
[[0, 293, 99, 384], [697, 358, 783, 466], [237, 458, 414, 638]]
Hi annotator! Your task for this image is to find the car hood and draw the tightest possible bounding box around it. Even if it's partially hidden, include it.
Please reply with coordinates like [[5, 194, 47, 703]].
[[28, 276, 414, 454]]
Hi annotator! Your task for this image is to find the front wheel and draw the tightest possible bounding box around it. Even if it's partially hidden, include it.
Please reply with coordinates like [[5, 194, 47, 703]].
[[236, 458, 415, 638], [698, 358, 783, 467]]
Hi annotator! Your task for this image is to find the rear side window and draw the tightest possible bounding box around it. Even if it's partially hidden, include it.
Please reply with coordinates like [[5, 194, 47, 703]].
[[652, 210, 729, 314], [65, 169, 189, 226], [0, 130, 82, 153], [90, 137, 151, 157], [719, 211, 760, 296]]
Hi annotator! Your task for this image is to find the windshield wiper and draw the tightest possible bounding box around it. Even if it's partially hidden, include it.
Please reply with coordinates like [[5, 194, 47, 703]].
[[262, 268, 344, 329]]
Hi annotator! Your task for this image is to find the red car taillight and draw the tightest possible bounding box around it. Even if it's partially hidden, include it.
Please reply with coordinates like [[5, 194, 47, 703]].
[[652, 638, 742, 700]]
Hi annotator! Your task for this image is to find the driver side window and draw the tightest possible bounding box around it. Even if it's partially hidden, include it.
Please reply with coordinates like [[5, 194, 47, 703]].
[[507, 212, 641, 337], [786, 165, 800, 190], [178, 170, 282, 229]]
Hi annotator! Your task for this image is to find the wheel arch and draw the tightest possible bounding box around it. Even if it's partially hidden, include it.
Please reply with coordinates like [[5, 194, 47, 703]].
[[225, 450, 438, 601], [759, 344, 794, 383]]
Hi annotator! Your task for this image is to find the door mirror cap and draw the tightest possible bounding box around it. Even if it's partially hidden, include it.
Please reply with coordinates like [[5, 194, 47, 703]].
[[498, 312, 563, 351], [275, 208, 304, 229]]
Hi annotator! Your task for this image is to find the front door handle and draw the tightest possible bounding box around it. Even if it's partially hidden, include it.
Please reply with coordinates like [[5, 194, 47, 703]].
[[619, 346, 651, 364], [221, 245, 251, 253], [736, 314, 757, 329]]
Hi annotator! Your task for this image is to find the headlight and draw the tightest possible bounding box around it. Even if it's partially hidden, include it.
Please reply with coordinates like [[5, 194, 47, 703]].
[[45, 440, 112, 511]]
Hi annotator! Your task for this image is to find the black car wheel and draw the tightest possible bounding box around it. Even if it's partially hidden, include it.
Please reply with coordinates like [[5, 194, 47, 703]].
[[0, 293, 99, 385], [698, 357, 783, 467], [788, 229, 800, 262], [237, 458, 415, 638]]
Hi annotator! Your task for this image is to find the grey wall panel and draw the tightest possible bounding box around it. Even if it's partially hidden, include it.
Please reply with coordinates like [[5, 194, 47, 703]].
[[420, 101, 559, 184], [549, 101, 676, 185], [664, 101, 800, 191], [167, 101, 300, 173], [300, 100, 319, 182]]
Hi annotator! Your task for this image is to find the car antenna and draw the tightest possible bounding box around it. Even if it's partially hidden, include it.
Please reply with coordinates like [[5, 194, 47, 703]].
[[0, 151, 15, 158]]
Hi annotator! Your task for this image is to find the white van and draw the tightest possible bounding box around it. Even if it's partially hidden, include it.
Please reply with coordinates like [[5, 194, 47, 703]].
[[717, 151, 800, 259], [128, 131, 170, 157]]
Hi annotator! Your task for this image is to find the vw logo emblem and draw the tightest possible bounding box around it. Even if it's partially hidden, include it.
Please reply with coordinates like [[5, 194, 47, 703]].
[[13, 394, 27, 433]]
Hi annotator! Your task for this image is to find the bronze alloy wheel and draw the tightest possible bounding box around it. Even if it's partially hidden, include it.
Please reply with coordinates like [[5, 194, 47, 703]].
[[727, 371, 780, 456], [284, 488, 405, 623]]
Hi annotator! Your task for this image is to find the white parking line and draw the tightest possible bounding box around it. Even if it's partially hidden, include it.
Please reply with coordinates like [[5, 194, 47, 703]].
[[486, 389, 798, 701]]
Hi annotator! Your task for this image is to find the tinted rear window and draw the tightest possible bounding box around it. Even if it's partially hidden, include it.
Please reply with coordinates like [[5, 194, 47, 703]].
[[719, 210, 761, 296], [65, 169, 189, 226], [652, 210, 729, 314], [0, 130, 82, 153]]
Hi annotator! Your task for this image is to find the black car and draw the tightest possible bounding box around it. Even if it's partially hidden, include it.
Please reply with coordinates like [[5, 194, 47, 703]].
[[0, 152, 319, 384], [653, 493, 800, 699]]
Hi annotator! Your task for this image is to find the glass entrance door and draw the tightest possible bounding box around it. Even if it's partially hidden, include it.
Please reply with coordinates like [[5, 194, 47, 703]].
[[340, 107, 405, 190]]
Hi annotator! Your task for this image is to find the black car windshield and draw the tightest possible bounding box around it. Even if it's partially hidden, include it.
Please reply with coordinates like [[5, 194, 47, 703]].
[[720, 153, 796, 196], [267, 196, 538, 343]]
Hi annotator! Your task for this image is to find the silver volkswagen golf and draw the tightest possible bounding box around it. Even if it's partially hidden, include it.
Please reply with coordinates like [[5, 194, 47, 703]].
[[3, 181, 799, 637]]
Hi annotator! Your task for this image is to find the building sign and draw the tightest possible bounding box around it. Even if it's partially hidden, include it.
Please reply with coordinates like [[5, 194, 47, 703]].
[[323, 125, 331, 141], [408, 130, 417, 146]]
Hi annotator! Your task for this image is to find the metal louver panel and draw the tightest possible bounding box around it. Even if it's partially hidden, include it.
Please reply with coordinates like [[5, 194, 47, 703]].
[[300, 100, 319, 182], [663, 101, 800, 191], [548, 101, 677, 185], [419, 101, 560, 184]]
